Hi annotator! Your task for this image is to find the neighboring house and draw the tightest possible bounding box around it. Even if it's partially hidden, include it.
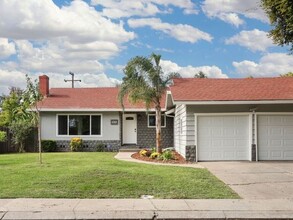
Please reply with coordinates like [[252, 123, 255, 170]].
[[168, 78, 293, 162], [38, 75, 293, 162], [37, 75, 174, 151]]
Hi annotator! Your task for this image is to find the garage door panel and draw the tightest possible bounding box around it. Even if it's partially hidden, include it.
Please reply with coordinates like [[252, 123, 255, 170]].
[[198, 115, 249, 161], [258, 115, 293, 161]]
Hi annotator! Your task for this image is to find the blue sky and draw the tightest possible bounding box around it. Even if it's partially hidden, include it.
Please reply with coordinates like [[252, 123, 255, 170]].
[[0, 0, 293, 94]]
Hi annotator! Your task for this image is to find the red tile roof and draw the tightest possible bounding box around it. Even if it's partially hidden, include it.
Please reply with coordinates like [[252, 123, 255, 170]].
[[37, 87, 166, 110], [170, 77, 293, 101]]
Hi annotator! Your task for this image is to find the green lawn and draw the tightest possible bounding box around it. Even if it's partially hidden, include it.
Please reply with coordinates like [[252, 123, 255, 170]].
[[0, 152, 239, 199]]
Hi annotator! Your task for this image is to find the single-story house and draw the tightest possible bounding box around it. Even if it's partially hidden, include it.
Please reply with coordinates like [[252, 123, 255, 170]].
[[37, 75, 174, 151], [38, 75, 293, 162]]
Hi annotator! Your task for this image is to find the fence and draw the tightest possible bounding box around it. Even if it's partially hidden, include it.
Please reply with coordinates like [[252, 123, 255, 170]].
[[0, 127, 38, 153]]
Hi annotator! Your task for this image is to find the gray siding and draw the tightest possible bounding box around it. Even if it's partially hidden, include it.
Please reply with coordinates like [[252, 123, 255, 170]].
[[174, 104, 186, 157], [40, 112, 120, 141], [136, 113, 174, 148]]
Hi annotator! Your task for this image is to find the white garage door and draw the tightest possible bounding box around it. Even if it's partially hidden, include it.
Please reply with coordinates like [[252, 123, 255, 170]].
[[258, 115, 293, 160], [197, 115, 250, 161]]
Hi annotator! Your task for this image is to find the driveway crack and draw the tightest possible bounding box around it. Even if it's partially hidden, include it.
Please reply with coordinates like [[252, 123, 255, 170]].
[[0, 211, 7, 220], [229, 180, 293, 186]]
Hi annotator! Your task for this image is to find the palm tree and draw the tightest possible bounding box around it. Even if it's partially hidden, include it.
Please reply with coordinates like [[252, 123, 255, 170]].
[[118, 53, 178, 153]]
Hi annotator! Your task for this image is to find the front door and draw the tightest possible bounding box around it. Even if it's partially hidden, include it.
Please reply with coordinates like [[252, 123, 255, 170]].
[[123, 114, 137, 144]]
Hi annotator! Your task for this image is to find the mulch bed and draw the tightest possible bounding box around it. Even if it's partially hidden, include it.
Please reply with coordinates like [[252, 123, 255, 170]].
[[131, 151, 191, 164]]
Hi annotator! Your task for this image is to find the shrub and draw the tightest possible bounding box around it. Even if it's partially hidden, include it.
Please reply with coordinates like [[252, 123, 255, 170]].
[[96, 143, 106, 152], [41, 140, 57, 152], [139, 149, 151, 157], [160, 150, 174, 161], [150, 152, 160, 159], [70, 138, 83, 152], [0, 131, 6, 142]]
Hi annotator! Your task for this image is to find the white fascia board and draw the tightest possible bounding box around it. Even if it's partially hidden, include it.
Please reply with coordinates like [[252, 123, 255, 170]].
[[165, 108, 175, 115], [174, 100, 293, 105], [37, 108, 166, 112]]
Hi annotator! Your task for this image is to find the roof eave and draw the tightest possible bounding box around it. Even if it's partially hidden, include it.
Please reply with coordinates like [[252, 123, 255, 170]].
[[173, 100, 293, 105]]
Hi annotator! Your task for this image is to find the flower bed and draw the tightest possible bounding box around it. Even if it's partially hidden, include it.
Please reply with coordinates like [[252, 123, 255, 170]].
[[131, 149, 190, 164]]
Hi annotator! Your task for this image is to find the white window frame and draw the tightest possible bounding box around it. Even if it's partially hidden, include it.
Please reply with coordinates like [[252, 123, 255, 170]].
[[56, 113, 103, 137], [147, 114, 166, 128]]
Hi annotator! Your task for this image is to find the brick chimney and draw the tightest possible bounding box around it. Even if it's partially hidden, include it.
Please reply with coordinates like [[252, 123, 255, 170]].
[[39, 75, 49, 97]]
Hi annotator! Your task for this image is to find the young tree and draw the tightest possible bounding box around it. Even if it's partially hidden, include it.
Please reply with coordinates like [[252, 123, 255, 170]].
[[194, 71, 207, 78], [23, 75, 43, 163], [119, 53, 177, 153], [261, 0, 293, 52]]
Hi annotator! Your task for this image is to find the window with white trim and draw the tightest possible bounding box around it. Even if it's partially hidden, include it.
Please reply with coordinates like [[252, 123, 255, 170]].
[[148, 114, 166, 128], [57, 114, 101, 136]]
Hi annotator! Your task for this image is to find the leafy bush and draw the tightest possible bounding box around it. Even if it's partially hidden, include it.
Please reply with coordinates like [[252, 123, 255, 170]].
[[96, 143, 106, 152], [41, 140, 57, 152], [70, 138, 83, 152], [150, 152, 160, 159], [160, 150, 174, 161], [0, 131, 6, 142], [139, 149, 151, 157]]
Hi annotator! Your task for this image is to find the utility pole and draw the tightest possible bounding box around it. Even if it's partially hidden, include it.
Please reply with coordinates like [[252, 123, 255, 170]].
[[64, 72, 81, 88]]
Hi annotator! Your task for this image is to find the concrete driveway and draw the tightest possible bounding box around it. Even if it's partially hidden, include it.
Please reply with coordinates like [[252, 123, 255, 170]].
[[201, 162, 293, 199]]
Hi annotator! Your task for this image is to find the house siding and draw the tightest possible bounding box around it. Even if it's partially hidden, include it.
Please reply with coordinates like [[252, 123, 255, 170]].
[[174, 104, 186, 158], [41, 112, 120, 140], [136, 112, 173, 148]]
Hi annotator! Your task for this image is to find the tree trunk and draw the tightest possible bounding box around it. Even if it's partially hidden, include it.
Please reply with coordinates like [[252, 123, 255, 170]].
[[155, 105, 162, 153], [19, 142, 24, 153], [38, 111, 42, 164]]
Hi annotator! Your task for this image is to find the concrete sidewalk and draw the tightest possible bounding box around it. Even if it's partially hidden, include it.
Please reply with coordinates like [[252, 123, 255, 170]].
[[1, 198, 293, 219]]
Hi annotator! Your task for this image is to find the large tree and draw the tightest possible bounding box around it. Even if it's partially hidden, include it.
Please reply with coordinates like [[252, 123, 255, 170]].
[[261, 0, 293, 52], [194, 71, 207, 78], [119, 53, 177, 153], [280, 72, 293, 77], [0, 75, 42, 156]]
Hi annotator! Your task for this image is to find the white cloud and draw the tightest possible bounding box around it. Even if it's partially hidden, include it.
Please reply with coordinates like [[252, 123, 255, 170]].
[[0, 69, 121, 95], [0, 69, 27, 94], [48, 72, 121, 88], [90, 0, 197, 18], [233, 53, 293, 77], [225, 29, 274, 52], [0, 1, 136, 76], [0, 0, 135, 44], [9, 40, 108, 74], [202, 0, 268, 27], [0, 38, 16, 59], [128, 18, 212, 43], [160, 60, 228, 78]]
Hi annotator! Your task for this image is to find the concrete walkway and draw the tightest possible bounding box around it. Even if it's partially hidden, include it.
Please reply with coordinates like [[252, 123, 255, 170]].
[[115, 152, 204, 168], [1, 198, 293, 219]]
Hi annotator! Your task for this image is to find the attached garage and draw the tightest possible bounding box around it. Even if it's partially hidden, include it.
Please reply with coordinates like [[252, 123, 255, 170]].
[[197, 115, 250, 161], [258, 115, 293, 160]]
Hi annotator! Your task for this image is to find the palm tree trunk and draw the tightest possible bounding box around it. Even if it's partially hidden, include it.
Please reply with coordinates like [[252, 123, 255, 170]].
[[155, 105, 162, 153]]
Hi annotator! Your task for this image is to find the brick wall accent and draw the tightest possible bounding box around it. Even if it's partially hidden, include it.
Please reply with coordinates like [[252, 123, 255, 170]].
[[136, 113, 173, 148], [56, 140, 121, 152], [185, 145, 196, 162]]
